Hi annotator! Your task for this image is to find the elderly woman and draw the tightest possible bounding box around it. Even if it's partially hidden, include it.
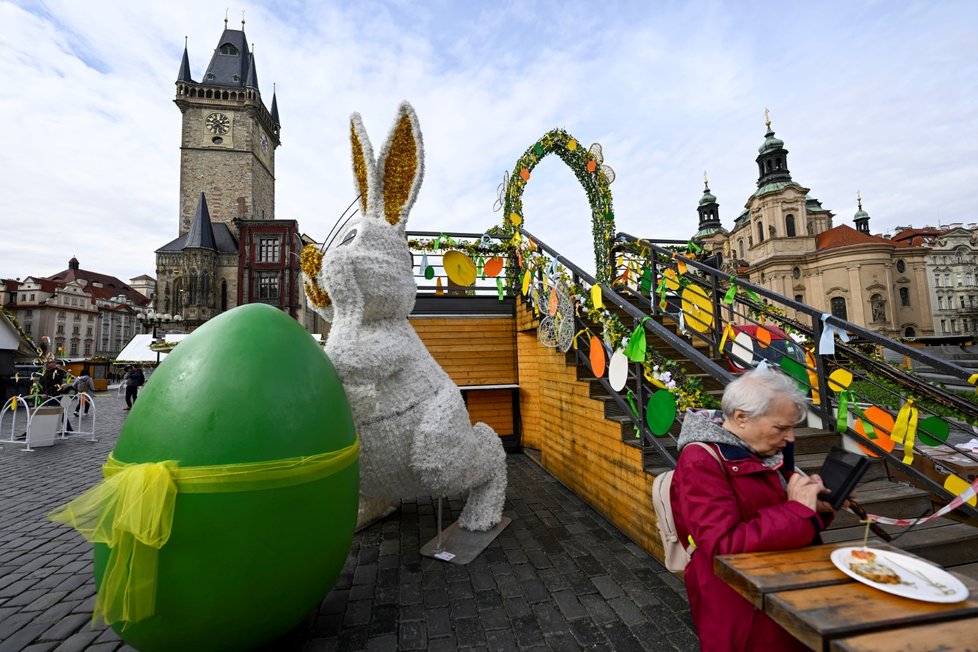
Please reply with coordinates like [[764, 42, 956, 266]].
[[673, 368, 834, 651]]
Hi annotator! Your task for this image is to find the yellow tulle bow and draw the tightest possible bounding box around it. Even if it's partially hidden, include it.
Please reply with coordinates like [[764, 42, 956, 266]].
[[49, 441, 359, 627], [890, 399, 918, 464]]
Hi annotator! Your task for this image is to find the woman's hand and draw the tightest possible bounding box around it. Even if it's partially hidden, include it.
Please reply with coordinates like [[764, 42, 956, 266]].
[[787, 473, 829, 511]]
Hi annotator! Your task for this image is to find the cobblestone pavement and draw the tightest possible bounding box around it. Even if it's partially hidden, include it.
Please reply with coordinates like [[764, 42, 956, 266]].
[[1, 390, 698, 651]]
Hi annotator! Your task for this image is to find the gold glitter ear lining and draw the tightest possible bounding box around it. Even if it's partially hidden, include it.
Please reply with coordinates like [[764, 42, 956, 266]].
[[300, 245, 331, 308], [383, 113, 418, 226], [351, 122, 369, 215]]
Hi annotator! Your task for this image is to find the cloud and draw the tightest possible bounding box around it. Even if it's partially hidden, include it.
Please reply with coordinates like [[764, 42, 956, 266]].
[[1, 0, 976, 283]]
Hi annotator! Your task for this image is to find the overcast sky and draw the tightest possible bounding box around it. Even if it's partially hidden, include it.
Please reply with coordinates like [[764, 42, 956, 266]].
[[2, 0, 976, 282]]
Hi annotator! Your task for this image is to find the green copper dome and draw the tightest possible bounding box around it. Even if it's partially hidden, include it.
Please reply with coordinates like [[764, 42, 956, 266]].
[[699, 186, 717, 206], [758, 127, 784, 154]]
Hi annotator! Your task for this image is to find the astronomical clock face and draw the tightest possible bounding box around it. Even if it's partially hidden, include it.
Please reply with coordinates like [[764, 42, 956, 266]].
[[205, 112, 231, 134], [259, 131, 269, 154]]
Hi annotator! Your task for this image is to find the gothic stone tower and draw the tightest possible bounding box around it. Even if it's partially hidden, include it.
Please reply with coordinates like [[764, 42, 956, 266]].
[[174, 23, 280, 234], [156, 21, 283, 328]]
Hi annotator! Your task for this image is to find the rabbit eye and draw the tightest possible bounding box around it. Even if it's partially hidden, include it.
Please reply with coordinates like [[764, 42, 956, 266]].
[[339, 229, 357, 246]]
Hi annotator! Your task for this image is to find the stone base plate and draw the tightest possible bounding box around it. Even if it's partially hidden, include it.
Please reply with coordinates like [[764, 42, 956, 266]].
[[420, 516, 512, 565]]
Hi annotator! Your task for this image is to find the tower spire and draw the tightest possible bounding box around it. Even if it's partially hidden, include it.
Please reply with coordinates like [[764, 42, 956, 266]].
[[176, 36, 193, 83], [853, 191, 871, 234], [694, 172, 723, 239], [755, 109, 791, 187], [224, 8, 228, 28]]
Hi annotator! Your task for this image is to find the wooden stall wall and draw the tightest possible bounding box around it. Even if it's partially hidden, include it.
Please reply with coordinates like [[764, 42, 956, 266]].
[[515, 301, 663, 560], [465, 389, 515, 437], [410, 316, 516, 386]]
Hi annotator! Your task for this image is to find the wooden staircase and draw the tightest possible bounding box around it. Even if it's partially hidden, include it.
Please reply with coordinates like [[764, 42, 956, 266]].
[[553, 298, 978, 580]]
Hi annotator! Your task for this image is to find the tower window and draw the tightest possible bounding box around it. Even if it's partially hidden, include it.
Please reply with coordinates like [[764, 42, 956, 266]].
[[904, 327, 915, 337], [830, 297, 847, 321], [258, 237, 281, 263], [219, 43, 239, 56], [896, 259, 906, 273], [757, 223, 765, 243], [785, 214, 796, 237], [792, 267, 801, 279], [738, 239, 745, 259], [899, 287, 910, 306], [259, 276, 279, 301]]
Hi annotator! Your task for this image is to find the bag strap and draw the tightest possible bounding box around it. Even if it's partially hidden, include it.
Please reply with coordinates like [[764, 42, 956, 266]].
[[680, 442, 725, 555], [685, 441, 722, 465]]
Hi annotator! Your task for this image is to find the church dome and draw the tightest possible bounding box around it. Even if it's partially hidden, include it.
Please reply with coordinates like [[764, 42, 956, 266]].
[[758, 127, 784, 154], [699, 187, 717, 206]]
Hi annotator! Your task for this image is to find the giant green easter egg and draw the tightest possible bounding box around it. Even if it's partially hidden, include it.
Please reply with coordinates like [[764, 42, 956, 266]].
[[96, 304, 358, 651]]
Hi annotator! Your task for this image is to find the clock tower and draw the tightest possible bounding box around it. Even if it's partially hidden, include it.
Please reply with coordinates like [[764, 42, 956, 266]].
[[173, 21, 281, 236], [156, 20, 301, 330]]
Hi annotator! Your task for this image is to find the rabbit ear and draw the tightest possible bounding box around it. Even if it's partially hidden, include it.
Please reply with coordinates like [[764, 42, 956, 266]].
[[350, 112, 376, 217], [377, 101, 424, 227]]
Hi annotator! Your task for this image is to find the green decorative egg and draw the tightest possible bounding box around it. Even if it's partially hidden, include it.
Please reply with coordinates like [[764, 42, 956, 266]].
[[98, 304, 358, 651]]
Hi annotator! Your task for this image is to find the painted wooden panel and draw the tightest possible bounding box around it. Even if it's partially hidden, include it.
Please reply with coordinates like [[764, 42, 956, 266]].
[[466, 389, 514, 437], [411, 316, 516, 386]]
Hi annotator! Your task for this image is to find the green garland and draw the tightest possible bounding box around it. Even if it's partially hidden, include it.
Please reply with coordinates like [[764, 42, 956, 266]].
[[500, 129, 616, 283]]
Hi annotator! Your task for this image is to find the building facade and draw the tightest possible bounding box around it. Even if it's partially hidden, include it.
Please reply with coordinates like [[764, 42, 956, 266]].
[[696, 118, 935, 338], [0, 257, 149, 358], [908, 225, 978, 339]]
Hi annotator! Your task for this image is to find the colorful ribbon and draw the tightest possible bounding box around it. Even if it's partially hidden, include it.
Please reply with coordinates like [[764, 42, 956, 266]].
[[862, 476, 978, 527], [590, 284, 604, 309], [49, 441, 359, 627], [718, 322, 735, 352], [890, 398, 919, 464], [818, 313, 850, 356], [623, 317, 651, 362], [573, 328, 588, 350], [625, 390, 640, 438]]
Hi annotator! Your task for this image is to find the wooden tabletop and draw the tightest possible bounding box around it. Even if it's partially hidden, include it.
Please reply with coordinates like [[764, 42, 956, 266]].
[[715, 544, 978, 651]]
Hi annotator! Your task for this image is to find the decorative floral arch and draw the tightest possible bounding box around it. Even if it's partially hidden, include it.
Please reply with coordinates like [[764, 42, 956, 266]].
[[500, 129, 616, 282]]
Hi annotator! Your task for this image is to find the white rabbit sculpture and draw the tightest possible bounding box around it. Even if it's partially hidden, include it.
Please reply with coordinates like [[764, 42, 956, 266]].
[[301, 102, 507, 532]]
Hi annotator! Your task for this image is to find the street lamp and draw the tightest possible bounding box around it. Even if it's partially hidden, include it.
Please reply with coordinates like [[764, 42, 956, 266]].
[[137, 310, 183, 365]]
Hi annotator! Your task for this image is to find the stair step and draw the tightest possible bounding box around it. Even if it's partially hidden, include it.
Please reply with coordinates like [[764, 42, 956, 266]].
[[795, 452, 887, 482], [793, 427, 841, 455], [947, 561, 978, 581], [829, 479, 932, 527]]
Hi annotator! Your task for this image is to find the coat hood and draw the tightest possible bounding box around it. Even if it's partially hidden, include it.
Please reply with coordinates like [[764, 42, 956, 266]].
[[677, 408, 783, 469]]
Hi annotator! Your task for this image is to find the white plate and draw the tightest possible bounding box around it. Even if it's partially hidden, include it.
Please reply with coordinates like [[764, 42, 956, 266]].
[[831, 547, 970, 603]]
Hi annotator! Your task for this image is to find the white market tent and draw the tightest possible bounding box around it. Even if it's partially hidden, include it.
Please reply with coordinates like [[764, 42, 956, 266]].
[[114, 333, 191, 365]]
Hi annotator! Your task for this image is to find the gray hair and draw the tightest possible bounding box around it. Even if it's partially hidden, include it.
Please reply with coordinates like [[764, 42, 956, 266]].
[[721, 368, 807, 422]]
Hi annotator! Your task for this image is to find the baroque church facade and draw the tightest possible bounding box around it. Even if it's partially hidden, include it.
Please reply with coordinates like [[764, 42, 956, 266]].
[[695, 117, 935, 339], [155, 22, 306, 330]]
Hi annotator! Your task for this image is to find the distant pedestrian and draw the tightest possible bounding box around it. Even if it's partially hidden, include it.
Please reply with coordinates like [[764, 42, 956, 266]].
[[123, 366, 144, 410], [71, 373, 96, 416]]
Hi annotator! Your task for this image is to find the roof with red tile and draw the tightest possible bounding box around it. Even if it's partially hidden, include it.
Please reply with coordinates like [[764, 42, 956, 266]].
[[816, 224, 902, 251], [46, 266, 149, 306], [890, 227, 943, 245]]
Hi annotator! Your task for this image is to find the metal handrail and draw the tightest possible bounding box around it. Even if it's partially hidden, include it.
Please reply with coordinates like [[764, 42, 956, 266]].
[[613, 232, 978, 522], [517, 228, 737, 467]]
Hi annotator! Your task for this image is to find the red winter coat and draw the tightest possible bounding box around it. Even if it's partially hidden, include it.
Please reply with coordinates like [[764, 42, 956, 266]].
[[673, 440, 827, 651]]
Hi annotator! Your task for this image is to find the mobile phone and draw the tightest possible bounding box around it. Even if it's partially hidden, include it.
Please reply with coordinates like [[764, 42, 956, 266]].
[[817, 446, 869, 510]]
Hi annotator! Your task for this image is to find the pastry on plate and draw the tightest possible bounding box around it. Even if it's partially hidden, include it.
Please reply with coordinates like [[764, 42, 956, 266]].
[[849, 549, 901, 585]]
